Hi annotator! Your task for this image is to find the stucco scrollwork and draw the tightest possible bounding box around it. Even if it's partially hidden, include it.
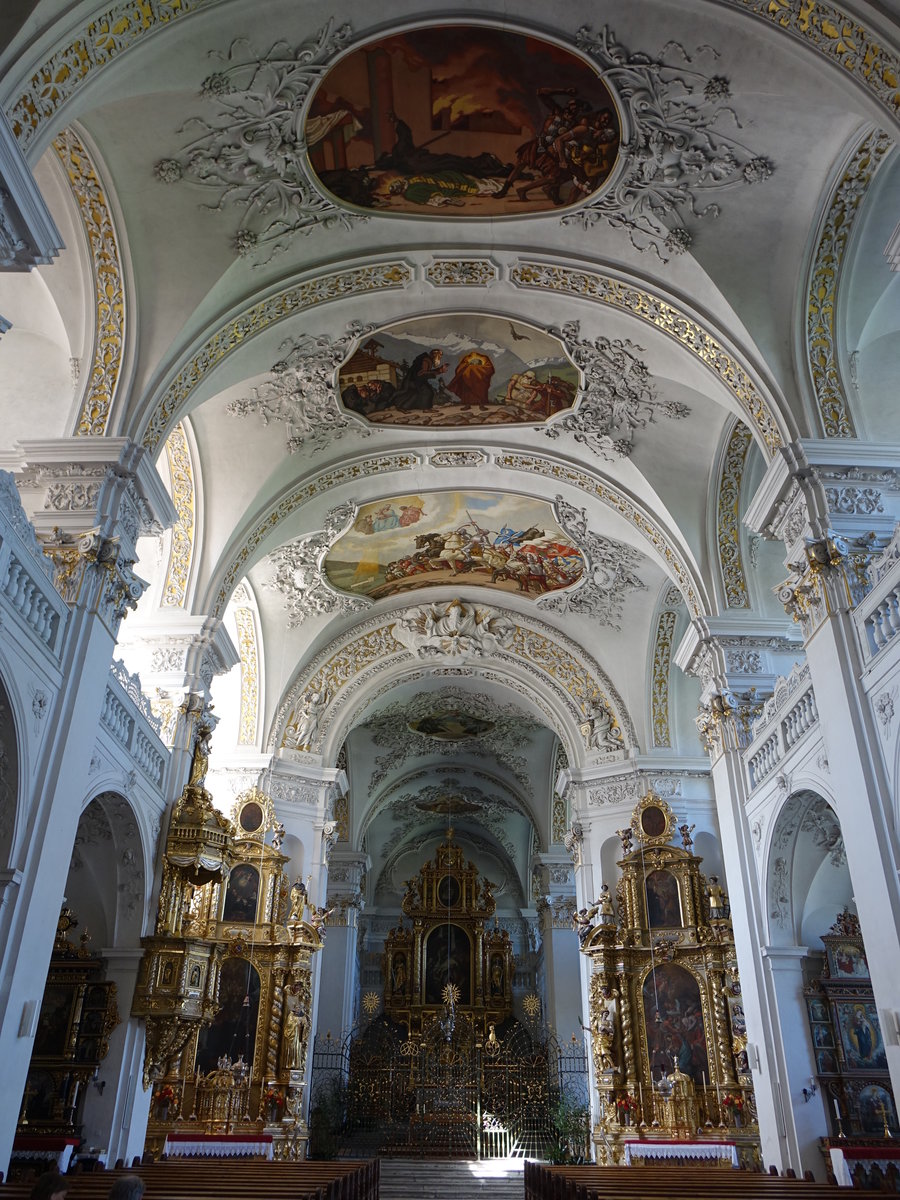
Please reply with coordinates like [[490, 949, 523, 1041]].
[[538, 495, 646, 625], [266, 502, 371, 626], [226, 323, 375, 454], [542, 323, 687, 461], [566, 27, 774, 259], [153, 21, 362, 259]]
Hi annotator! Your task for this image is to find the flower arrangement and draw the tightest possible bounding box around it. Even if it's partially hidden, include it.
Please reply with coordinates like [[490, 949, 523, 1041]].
[[263, 1087, 285, 1108], [155, 1084, 176, 1106], [722, 1094, 744, 1110], [616, 1095, 637, 1112]]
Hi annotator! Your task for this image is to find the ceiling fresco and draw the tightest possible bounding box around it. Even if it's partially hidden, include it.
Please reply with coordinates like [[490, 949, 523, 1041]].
[[306, 26, 619, 216], [408, 713, 495, 741], [338, 315, 579, 428], [323, 491, 585, 601]]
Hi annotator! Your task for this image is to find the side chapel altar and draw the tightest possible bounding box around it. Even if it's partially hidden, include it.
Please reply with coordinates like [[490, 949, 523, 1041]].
[[577, 792, 758, 1167]]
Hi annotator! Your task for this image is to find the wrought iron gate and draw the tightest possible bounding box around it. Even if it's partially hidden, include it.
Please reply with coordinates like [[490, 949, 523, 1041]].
[[309, 1015, 588, 1159]]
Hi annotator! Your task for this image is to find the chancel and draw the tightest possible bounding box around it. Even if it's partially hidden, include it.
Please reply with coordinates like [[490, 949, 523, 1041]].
[[0, 0, 899, 1190]]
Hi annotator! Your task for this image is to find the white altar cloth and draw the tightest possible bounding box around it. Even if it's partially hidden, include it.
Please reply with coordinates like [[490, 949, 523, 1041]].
[[164, 1133, 273, 1159], [624, 1139, 738, 1166]]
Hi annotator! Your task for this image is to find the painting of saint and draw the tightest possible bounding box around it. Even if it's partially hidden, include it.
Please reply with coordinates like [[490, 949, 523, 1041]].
[[645, 869, 682, 928], [222, 863, 260, 923], [837, 1001, 887, 1071], [306, 27, 619, 218], [324, 490, 585, 601], [830, 941, 869, 979], [425, 923, 471, 1004], [858, 1084, 897, 1134], [643, 963, 710, 1086], [337, 315, 578, 430]]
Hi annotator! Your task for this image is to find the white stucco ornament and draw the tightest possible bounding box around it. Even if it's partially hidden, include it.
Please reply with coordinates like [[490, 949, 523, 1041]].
[[392, 599, 515, 663]]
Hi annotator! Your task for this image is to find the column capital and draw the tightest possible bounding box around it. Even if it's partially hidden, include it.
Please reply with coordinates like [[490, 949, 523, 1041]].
[[6, 439, 177, 635], [117, 612, 239, 713], [745, 440, 900, 636]]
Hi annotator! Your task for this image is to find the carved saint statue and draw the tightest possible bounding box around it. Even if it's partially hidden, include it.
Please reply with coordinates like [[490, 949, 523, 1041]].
[[288, 876, 309, 922], [597, 882, 614, 920], [188, 722, 213, 788], [392, 954, 407, 995], [282, 1004, 307, 1070], [707, 875, 727, 916]]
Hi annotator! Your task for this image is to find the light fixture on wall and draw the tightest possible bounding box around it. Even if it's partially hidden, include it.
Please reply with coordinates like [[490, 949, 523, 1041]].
[[802, 1077, 817, 1103]]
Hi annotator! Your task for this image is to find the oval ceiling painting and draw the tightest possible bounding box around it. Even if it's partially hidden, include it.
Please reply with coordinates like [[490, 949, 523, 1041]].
[[339, 315, 579, 428], [323, 491, 585, 601], [306, 26, 620, 217]]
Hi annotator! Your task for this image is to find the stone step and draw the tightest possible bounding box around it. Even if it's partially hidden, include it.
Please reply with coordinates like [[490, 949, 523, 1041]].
[[378, 1158, 525, 1199]]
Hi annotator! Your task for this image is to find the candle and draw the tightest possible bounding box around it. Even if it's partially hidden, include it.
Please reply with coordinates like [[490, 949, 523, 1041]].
[[702, 1071, 707, 1089], [638, 1082, 644, 1116], [833, 1098, 841, 1118]]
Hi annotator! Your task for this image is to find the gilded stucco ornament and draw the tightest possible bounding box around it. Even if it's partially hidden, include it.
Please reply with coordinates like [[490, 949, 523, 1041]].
[[233, 601, 260, 746], [265, 502, 371, 626], [226, 323, 377, 454], [650, 609, 678, 748], [53, 128, 125, 437], [806, 128, 893, 438], [542, 323, 688, 461], [717, 422, 754, 608], [161, 422, 196, 607], [567, 27, 774, 258], [511, 262, 784, 454]]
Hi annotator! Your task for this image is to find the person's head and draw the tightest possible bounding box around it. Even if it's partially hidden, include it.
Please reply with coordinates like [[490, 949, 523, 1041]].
[[108, 1176, 145, 1200], [30, 1173, 68, 1200]]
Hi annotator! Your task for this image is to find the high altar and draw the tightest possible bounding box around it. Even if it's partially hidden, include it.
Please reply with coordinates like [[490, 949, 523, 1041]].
[[579, 792, 759, 1166], [130, 749, 325, 1160]]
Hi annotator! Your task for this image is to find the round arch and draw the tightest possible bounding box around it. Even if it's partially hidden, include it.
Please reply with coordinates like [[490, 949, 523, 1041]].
[[765, 787, 852, 948]]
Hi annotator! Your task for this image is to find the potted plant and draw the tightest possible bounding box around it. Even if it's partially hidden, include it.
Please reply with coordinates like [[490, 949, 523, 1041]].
[[722, 1093, 745, 1126], [548, 1096, 590, 1163], [616, 1094, 637, 1126], [154, 1084, 176, 1121], [263, 1086, 284, 1123]]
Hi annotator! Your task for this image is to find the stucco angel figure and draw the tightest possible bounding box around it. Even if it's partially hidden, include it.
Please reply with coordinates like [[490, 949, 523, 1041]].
[[583, 703, 622, 751]]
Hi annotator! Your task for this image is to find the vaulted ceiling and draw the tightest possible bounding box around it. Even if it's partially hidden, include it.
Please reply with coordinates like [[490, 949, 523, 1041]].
[[1, 0, 898, 909]]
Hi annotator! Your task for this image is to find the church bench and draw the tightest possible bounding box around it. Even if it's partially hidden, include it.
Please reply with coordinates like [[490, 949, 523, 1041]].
[[525, 1162, 840, 1199]]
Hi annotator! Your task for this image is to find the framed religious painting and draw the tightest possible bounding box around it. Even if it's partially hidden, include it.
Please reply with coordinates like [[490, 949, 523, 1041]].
[[835, 1000, 887, 1072], [826, 938, 869, 981]]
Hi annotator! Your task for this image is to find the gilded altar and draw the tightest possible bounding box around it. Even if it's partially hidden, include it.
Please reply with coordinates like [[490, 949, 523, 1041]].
[[132, 774, 324, 1159], [382, 828, 514, 1038], [578, 792, 758, 1166]]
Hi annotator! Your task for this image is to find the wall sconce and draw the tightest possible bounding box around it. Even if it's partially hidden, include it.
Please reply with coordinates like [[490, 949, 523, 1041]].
[[802, 1077, 818, 1103]]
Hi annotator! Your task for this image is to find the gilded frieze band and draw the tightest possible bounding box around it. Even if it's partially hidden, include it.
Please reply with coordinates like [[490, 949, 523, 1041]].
[[161, 422, 195, 608], [806, 128, 893, 438], [141, 263, 411, 452], [511, 262, 784, 455], [717, 421, 753, 608], [53, 127, 124, 436]]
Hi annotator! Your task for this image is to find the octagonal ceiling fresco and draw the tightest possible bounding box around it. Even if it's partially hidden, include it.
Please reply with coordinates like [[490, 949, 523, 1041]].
[[323, 491, 585, 600], [306, 26, 620, 216], [338, 314, 579, 428]]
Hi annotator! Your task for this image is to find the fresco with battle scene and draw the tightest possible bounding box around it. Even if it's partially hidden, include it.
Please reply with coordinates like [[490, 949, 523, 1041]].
[[323, 491, 585, 601], [338, 315, 579, 429], [306, 26, 620, 217]]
